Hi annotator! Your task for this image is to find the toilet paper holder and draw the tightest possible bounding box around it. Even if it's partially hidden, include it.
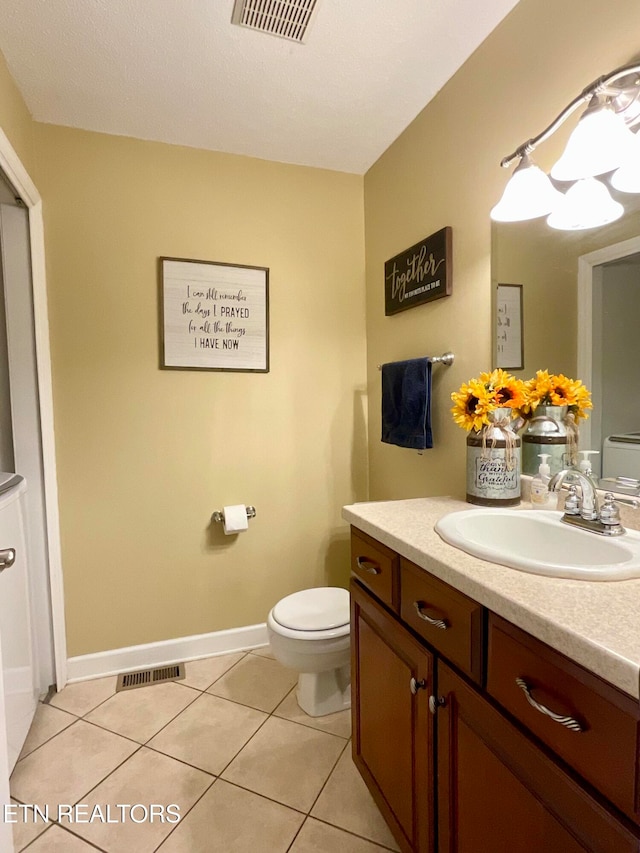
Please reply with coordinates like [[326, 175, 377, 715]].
[[211, 506, 256, 524]]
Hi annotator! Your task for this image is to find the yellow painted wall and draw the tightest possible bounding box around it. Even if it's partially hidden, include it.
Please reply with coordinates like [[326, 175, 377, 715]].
[[32, 126, 367, 656], [364, 0, 640, 500], [2, 0, 640, 658], [0, 51, 33, 176]]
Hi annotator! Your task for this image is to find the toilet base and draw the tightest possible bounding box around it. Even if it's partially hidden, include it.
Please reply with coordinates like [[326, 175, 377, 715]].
[[296, 664, 351, 717]]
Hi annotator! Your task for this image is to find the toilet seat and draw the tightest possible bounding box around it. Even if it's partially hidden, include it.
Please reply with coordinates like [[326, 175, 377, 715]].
[[272, 587, 349, 631], [267, 586, 352, 716]]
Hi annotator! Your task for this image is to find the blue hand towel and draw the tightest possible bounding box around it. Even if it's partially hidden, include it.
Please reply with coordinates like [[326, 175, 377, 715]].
[[381, 358, 432, 450]]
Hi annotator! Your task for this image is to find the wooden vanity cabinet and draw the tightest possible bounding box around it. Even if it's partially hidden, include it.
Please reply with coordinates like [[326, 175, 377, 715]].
[[350, 577, 434, 853], [349, 526, 640, 853], [437, 661, 640, 853], [486, 613, 640, 823]]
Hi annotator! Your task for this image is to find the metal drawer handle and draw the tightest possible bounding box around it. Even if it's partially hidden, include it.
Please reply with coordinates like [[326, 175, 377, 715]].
[[413, 601, 448, 630], [410, 677, 426, 695], [0, 548, 15, 572], [356, 556, 381, 575], [515, 677, 583, 733]]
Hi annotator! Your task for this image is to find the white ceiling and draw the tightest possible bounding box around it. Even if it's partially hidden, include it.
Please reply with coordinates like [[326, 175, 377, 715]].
[[0, 0, 521, 174]]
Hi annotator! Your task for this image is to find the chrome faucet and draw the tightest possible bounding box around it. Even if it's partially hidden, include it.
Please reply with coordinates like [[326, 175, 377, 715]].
[[549, 468, 598, 519], [548, 468, 626, 536]]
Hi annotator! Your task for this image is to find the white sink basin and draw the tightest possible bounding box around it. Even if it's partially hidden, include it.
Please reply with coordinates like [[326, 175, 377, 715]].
[[434, 509, 640, 580]]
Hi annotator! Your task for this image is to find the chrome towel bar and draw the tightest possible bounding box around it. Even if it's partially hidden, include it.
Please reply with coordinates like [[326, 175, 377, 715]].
[[377, 351, 454, 370]]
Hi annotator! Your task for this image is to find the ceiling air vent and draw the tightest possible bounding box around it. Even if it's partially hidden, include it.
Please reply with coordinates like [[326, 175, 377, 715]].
[[232, 0, 321, 44]]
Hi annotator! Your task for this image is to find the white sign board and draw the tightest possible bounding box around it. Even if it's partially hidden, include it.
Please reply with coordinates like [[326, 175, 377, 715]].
[[161, 258, 269, 372]]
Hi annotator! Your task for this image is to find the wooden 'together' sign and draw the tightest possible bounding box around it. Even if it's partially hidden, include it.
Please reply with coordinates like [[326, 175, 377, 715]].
[[384, 227, 452, 316]]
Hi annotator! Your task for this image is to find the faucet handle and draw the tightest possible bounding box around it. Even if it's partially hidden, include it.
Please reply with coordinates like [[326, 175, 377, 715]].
[[600, 493, 620, 522], [599, 493, 626, 536], [603, 492, 640, 509], [563, 485, 581, 516]]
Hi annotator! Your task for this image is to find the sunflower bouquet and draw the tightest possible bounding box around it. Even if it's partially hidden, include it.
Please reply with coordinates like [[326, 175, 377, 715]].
[[520, 369, 592, 421], [451, 368, 525, 432]]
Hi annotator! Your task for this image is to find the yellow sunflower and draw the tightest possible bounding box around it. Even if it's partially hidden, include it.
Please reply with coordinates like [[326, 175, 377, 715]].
[[520, 369, 592, 421], [547, 373, 575, 406], [568, 379, 593, 421], [521, 369, 554, 415], [488, 369, 526, 410], [451, 379, 496, 432]]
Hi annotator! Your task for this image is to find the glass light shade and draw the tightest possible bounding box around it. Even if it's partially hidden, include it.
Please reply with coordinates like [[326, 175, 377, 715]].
[[610, 131, 640, 193], [490, 156, 563, 222], [550, 104, 636, 181], [547, 178, 624, 231]]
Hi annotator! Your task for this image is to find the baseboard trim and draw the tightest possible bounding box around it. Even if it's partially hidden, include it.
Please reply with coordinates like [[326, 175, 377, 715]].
[[66, 623, 269, 683]]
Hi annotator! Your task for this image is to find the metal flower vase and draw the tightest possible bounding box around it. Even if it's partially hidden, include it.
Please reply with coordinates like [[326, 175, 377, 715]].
[[521, 405, 578, 476], [466, 408, 521, 506]]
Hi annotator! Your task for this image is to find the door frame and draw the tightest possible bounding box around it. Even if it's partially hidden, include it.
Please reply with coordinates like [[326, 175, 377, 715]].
[[577, 233, 640, 455], [0, 127, 67, 689]]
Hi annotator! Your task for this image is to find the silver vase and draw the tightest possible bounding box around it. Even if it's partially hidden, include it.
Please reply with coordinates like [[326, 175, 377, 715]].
[[521, 405, 577, 475], [466, 408, 521, 506]]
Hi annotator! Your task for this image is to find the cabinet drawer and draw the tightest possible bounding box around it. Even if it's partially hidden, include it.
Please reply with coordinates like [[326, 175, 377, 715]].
[[487, 614, 640, 823], [400, 559, 483, 683], [350, 528, 399, 611]]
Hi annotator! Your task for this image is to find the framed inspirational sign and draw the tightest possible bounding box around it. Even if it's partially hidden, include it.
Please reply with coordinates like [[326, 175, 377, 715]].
[[495, 283, 524, 371], [384, 226, 452, 316], [160, 257, 269, 372]]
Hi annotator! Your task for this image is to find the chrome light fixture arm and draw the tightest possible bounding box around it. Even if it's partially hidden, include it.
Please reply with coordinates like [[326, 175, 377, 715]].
[[500, 61, 640, 169]]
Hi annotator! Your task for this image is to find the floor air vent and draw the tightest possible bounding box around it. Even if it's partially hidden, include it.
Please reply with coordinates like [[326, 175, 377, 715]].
[[231, 0, 321, 43], [116, 663, 185, 692]]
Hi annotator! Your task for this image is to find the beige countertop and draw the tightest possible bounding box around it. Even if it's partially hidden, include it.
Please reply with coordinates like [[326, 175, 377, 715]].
[[342, 497, 640, 701]]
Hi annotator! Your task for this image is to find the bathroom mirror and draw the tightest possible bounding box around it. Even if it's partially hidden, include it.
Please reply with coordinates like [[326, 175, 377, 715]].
[[491, 181, 640, 483]]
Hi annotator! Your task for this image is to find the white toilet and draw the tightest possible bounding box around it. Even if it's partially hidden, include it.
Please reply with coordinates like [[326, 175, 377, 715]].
[[267, 587, 351, 717]]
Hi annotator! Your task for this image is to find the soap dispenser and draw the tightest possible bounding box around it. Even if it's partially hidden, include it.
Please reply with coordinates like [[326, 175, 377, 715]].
[[530, 453, 555, 510], [578, 450, 600, 477]]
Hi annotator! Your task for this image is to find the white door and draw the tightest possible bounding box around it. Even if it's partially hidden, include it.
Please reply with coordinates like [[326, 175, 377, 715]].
[[0, 474, 37, 771], [0, 144, 64, 853], [0, 653, 14, 852], [0, 202, 54, 694], [0, 200, 44, 782]]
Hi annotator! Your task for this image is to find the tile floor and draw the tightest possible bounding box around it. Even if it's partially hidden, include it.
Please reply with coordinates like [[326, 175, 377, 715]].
[[9, 648, 400, 852]]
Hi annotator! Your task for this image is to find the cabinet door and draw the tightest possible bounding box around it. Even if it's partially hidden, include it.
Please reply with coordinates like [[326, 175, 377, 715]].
[[436, 662, 640, 853], [351, 578, 434, 853]]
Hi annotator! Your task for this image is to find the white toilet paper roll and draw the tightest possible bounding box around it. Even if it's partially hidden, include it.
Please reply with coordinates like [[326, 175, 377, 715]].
[[223, 504, 249, 534]]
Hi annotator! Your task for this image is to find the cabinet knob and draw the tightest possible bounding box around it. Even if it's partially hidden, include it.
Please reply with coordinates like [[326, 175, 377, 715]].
[[413, 601, 448, 630], [410, 677, 426, 695], [428, 695, 447, 715], [356, 556, 381, 575]]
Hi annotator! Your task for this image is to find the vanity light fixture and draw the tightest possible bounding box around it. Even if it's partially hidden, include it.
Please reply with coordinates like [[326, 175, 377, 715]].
[[611, 130, 640, 193], [547, 177, 624, 231], [550, 94, 636, 182], [492, 61, 640, 229], [490, 154, 563, 222]]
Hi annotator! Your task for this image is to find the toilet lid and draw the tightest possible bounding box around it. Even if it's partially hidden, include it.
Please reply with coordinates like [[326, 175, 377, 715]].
[[272, 587, 350, 631]]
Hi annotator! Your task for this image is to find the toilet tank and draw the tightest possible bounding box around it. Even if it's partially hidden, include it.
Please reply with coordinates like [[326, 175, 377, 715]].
[[602, 433, 640, 480]]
